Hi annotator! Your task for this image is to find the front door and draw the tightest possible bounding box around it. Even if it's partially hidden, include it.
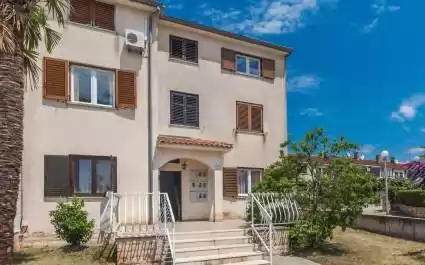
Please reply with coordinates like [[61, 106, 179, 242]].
[[159, 171, 182, 221]]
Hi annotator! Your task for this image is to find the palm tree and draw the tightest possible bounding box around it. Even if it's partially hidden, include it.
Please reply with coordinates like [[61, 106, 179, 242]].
[[0, 0, 68, 261]]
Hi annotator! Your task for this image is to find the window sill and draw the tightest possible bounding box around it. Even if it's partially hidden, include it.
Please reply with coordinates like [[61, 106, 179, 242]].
[[169, 123, 200, 130], [67, 21, 117, 35], [68, 101, 115, 110], [169, 57, 199, 67], [222, 69, 274, 82], [44, 196, 105, 203], [236, 70, 261, 79], [234, 129, 266, 136]]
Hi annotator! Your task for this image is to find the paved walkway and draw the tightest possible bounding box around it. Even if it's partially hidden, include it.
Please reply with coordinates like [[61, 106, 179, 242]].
[[274, 255, 320, 265]]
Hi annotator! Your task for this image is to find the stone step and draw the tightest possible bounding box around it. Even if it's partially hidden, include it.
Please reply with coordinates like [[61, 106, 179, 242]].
[[173, 229, 246, 240], [174, 236, 251, 249], [222, 260, 270, 265], [175, 251, 264, 265], [175, 244, 253, 259]]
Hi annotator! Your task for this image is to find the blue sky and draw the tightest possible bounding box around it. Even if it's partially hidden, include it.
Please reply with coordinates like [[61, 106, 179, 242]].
[[163, 0, 425, 162]]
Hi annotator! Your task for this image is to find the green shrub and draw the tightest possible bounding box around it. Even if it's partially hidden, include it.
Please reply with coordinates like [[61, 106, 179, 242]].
[[49, 197, 95, 246], [289, 215, 333, 252], [395, 190, 425, 207]]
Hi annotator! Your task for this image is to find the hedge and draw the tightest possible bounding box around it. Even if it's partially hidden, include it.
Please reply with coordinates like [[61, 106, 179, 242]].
[[395, 190, 425, 207]]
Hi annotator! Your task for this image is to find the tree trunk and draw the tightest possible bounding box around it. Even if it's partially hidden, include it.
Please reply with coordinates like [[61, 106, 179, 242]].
[[0, 51, 24, 263]]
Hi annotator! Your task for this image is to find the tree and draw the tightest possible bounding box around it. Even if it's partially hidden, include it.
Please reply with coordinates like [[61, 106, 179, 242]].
[[254, 128, 376, 251], [0, 1, 68, 261]]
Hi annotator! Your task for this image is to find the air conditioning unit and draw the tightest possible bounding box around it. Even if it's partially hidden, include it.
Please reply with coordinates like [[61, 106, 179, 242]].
[[125, 29, 146, 51]]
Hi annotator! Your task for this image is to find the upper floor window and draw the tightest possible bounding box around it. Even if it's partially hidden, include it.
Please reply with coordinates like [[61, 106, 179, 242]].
[[221, 48, 276, 80], [236, 55, 261, 77], [237, 168, 262, 196], [170, 91, 199, 127], [169, 35, 198, 63], [70, 65, 115, 107], [236, 101, 263, 133], [43, 57, 137, 109], [69, 0, 115, 31], [44, 155, 117, 198]]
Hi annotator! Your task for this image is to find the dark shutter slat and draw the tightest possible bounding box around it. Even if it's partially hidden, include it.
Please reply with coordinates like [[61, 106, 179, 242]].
[[94, 1, 115, 31], [43, 57, 68, 102], [44, 155, 70, 197], [116, 70, 137, 109], [221, 48, 236, 71], [170, 37, 184, 60], [261, 58, 275, 80], [237, 103, 249, 130], [170, 92, 185, 125], [69, 0, 91, 25], [184, 39, 198, 63], [223, 168, 238, 198], [251, 105, 263, 132]]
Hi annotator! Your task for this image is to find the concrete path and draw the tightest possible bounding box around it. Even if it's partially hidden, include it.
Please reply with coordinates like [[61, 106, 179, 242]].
[[274, 255, 320, 265]]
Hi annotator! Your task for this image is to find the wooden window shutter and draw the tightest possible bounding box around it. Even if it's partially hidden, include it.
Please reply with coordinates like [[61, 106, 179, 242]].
[[111, 157, 117, 193], [221, 48, 236, 72], [44, 155, 70, 197], [185, 94, 199, 127], [93, 1, 115, 31], [170, 91, 185, 125], [223, 168, 238, 198], [69, 0, 92, 25], [170, 36, 184, 60], [251, 105, 263, 132], [116, 70, 137, 109], [43, 57, 69, 102], [236, 102, 249, 130], [184, 39, 198, 63], [261, 58, 276, 80]]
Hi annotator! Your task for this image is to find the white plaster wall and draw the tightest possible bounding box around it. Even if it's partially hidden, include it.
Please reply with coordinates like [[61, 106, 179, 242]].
[[23, 3, 152, 233]]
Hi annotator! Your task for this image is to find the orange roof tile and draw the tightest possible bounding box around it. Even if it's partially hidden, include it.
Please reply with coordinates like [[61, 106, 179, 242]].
[[157, 135, 233, 149]]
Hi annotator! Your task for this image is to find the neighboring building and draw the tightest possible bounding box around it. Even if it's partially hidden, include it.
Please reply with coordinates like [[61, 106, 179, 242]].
[[20, 0, 291, 232]]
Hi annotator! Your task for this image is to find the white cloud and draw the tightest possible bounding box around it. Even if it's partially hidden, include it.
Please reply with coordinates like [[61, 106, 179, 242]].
[[167, 3, 184, 10], [390, 94, 425, 122], [360, 144, 376, 154], [407, 147, 425, 155], [420, 128, 425, 133], [198, 0, 338, 35], [362, 18, 379, 33], [300, 108, 323, 117], [362, 0, 400, 33], [287, 74, 321, 93]]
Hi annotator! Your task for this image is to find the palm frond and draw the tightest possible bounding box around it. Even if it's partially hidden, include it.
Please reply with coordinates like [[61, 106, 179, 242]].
[[0, 2, 17, 53], [42, 0, 69, 26], [44, 25, 61, 53], [22, 47, 40, 91]]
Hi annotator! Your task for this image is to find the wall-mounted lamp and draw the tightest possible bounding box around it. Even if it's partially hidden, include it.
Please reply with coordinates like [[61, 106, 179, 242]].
[[181, 161, 187, 170]]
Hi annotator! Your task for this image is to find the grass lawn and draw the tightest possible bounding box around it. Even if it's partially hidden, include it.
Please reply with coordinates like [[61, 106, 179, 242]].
[[302, 228, 425, 265], [13, 246, 115, 265]]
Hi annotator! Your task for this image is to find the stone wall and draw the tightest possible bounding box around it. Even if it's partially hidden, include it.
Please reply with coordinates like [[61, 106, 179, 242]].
[[392, 203, 425, 218], [354, 213, 425, 242]]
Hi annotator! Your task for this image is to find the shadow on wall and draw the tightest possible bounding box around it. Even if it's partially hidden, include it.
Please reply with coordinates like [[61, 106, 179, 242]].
[[116, 236, 171, 265]]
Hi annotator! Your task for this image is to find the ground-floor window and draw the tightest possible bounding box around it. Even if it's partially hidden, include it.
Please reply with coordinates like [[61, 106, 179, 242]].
[[237, 168, 262, 196], [44, 154, 117, 197]]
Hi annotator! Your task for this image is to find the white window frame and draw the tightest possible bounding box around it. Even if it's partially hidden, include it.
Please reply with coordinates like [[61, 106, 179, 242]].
[[70, 65, 115, 107], [237, 168, 263, 197], [235, 54, 261, 77]]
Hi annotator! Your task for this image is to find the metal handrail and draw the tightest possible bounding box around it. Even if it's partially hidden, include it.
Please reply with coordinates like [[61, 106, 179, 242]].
[[164, 193, 176, 264], [251, 193, 273, 264]]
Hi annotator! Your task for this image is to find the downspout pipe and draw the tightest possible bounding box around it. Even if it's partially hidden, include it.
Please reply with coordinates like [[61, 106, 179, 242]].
[[147, 6, 160, 224]]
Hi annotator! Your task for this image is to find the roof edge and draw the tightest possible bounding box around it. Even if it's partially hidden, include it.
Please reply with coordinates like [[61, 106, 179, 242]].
[[160, 15, 294, 55]]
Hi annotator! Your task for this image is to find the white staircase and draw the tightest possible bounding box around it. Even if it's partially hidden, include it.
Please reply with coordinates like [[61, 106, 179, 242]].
[[172, 228, 270, 265]]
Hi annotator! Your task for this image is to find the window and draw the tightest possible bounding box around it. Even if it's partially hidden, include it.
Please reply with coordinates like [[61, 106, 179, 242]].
[[169, 35, 198, 63], [236, 55, 261, 77], [70, 65, 115, 107], [237, 168, 262, 196], [69, 0, 115, 31], [236, 102, 263, 133], [170, 91, 199, 127], [44, 155, 117, 197]]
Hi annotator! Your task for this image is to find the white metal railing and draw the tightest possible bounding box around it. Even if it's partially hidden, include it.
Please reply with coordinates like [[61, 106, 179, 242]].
[[250, 193, 300, 264], [99, 192, 176, 264]]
